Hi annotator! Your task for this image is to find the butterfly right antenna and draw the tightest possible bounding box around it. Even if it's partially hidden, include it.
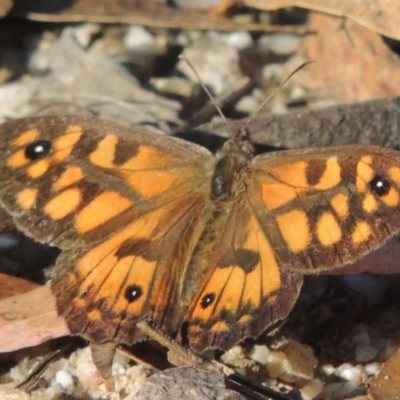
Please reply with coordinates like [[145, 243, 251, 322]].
[[241, 60, 314, 135]]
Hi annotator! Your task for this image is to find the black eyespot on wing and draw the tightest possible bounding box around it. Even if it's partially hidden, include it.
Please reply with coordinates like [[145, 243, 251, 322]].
[[370, 175, 391, 197], [200, 293, 215, 309], [25, 140, 52, 160], [124, 284, 143, 303]]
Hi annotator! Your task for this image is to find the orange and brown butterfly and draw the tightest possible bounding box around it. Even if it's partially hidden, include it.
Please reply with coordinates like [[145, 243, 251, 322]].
[[1, 115, 400, 387]]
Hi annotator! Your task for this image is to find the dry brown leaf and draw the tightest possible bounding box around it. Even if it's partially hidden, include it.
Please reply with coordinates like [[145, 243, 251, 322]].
[[0, 285, 69, 352], [368, 348, 400, 399], [9, 0, 307, 33], [298, 13, 400, 103], [243, 0, 400, 40], [0, 273, 39, 300]]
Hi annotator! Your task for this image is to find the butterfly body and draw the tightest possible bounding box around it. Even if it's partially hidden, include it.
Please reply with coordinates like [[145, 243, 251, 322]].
[[1, 115, 400, 384]]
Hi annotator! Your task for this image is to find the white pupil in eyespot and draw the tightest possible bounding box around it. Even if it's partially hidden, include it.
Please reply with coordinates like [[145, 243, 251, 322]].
[[35, 145, 45, 153]]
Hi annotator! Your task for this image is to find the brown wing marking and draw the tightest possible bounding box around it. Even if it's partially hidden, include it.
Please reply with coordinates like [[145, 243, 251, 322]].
[[185, 200, 302, 351], [53, 194, 208, 345], [249, 145, 400, 273]]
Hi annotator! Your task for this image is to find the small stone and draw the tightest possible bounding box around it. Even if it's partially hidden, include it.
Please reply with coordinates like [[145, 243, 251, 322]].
[[0, 386, 30, 400], [353, 330, 371, 345], [336, 364, 365, 385], [300, 379, 324, 400], [124, 26, 155, 49], [365, 362, 381, 375], [320, 364, 335, 376], [248, 345, 270, 365], [220, 346, 244, 365], [177, 36, 242, 95], [355, 344, 379, 363], [55, 370, 74, 391], [322, 382, 363, 398], [218, 31, 253, 50], [258, 33, 302, 55]]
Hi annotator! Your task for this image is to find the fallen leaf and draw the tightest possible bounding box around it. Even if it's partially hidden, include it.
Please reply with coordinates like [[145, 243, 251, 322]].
[[243, 0, 400, 40], [298, 13, 400, 102], [0, 285, 69, 352], [368, 348, 400, 399], [0, 273, 39, 300]]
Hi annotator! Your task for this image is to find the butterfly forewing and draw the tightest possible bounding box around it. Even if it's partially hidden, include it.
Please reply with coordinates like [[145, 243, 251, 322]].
[[0, 116, 212, 247], [248, 145, 400, 273]]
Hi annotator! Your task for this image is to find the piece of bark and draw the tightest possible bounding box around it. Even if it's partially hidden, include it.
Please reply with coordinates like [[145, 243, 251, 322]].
[[194, 96, 400, 150]]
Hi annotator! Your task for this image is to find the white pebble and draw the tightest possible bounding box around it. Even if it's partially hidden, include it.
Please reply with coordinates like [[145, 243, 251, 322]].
[[124, 25, 155, 49], [258, 33, 302, 54], [336, 364, 364, 385], [72, 23, 100, 48], [55, 370, 74, 390], [177, 37, 242, 95], [365, 362, 381, 375], [248, 345, 270, 365], [235, 94, 260, 114], [220, 346, 244, 364], [218, 31, 253, 50], [321, 364, 335, 376]]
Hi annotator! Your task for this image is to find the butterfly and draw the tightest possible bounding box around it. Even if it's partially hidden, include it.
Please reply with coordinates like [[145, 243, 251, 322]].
[[1, 115, 400, 388]]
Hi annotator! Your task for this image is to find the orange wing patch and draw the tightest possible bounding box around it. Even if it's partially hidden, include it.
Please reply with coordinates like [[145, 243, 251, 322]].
[[44, 188, 82, 220], [53, 166, 84, 190], [11, 129, 40, 146], [76, 191, 133, 233], [276, 209, 311, 253], [16, 188, 38, 210], [89, 135, 181, 198]]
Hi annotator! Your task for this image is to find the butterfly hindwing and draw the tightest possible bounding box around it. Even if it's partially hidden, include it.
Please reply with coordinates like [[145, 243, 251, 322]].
[[185, 196, 303, 351]]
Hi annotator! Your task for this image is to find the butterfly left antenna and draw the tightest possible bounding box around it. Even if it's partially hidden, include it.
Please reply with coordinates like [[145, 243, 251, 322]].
[[179, 54, 234, 139]]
